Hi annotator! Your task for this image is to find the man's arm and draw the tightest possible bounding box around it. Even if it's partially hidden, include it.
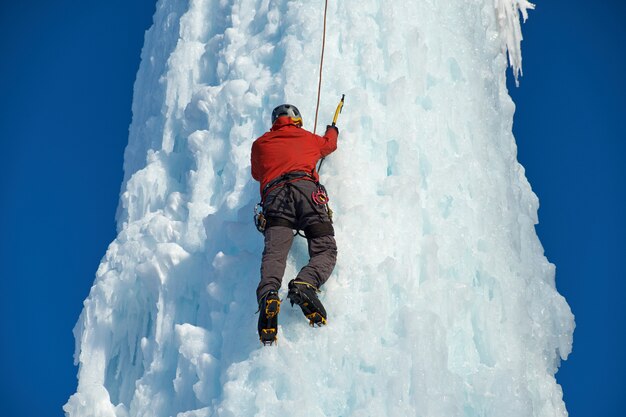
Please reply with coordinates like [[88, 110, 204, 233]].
[[316, 125, 338, 158], [251, 141, 261, 181]]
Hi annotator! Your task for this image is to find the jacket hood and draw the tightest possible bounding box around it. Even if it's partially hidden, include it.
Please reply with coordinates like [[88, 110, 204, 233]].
[[271, 116, 300, 131]]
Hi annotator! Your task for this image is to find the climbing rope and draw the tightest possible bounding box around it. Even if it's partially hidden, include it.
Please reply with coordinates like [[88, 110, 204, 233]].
[[313, 0, 329, 134]]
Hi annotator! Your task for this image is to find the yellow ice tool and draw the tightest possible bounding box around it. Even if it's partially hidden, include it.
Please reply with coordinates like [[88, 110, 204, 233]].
[[331, 94, 345, 127]]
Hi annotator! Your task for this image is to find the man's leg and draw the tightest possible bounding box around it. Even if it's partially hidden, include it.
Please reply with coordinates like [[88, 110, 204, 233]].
[[287, 234, 337, 326], [295, 235, 337, 289], [288, 181, 337, 288], [256, 226, 294, 302], [281, 180, 336, 325]]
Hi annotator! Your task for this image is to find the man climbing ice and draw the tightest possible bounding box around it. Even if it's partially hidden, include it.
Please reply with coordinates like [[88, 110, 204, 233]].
[[251, 103, 339, 345]]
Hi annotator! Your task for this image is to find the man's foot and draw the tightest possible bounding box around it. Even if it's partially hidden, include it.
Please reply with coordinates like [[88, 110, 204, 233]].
[[258, 291, 281, 345], [287, 280, 327, 326]]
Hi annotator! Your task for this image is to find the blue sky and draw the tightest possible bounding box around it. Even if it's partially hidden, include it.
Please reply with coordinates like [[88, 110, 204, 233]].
[[0, 1, 624, 416]]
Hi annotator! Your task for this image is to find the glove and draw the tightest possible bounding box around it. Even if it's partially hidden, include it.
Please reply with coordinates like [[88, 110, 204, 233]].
[[326, 125, 339, 135]]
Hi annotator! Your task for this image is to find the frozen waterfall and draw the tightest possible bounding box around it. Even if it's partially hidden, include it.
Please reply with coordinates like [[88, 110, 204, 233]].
[[65, 1, 574, 416]]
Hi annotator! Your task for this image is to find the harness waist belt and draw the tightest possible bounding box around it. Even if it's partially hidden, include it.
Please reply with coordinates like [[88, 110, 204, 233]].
[[262, 171, 315, 198]]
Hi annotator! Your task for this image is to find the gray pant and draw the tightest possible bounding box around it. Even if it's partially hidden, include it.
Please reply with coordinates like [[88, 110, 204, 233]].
[[256, 180, 337, 301]]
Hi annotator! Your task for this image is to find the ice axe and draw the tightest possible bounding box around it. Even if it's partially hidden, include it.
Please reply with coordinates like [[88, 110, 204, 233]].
[[317, 94, 345, 174]]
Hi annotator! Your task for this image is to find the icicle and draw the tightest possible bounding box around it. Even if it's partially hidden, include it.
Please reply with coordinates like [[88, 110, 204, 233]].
[[494, 0, 536, 85]]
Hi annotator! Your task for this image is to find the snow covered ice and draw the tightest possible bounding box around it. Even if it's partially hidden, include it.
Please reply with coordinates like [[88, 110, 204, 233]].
[[65, 0, 574, 416]]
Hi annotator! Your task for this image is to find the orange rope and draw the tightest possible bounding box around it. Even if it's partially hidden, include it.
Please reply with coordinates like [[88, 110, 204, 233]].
[[313, 0, 329, 134]]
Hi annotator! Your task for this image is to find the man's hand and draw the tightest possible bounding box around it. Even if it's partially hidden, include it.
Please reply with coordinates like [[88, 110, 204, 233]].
[[326, 125, 339, 135]]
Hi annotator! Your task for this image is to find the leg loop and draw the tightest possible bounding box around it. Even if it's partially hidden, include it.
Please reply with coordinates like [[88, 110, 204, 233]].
[[304, 222, 334, 239], [266, 216, 297, 230]]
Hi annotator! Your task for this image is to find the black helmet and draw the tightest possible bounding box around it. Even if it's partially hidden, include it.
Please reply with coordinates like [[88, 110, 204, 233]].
[[271, 104, 302, 126]]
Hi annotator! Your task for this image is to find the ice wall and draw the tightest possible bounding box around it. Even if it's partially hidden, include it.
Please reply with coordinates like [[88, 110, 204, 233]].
[[65, 1, 574, 416]]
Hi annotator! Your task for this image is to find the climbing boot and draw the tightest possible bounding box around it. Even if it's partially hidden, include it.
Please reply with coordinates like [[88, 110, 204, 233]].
[[258, 290, 281, 345], [287, 280, 327, 326]]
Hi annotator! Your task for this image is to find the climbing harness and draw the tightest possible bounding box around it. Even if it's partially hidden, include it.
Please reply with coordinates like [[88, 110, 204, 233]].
[[254, 172, 315, 234], [254, 172, 316, 234], [254, 172, 334, 237]]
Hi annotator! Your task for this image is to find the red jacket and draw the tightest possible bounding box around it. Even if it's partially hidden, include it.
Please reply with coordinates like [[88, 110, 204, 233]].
[[251, 116, 338, 195]]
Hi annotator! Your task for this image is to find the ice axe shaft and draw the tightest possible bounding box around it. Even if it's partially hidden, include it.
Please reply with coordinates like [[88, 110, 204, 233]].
[[331, 94, 345, 127]]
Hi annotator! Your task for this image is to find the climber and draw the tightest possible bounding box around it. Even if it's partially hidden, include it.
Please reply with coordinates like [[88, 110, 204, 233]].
[[251, 103, 339, 345]]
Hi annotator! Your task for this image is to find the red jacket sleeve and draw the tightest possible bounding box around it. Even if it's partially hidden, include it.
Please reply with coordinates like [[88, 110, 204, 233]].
[[251, 140, 261, 181], [315, 125, 338, 157]]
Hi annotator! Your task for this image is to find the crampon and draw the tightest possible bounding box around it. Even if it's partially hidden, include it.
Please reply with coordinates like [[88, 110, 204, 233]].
[[258, 291, 281, 345], [287, 280, 327, 327]]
